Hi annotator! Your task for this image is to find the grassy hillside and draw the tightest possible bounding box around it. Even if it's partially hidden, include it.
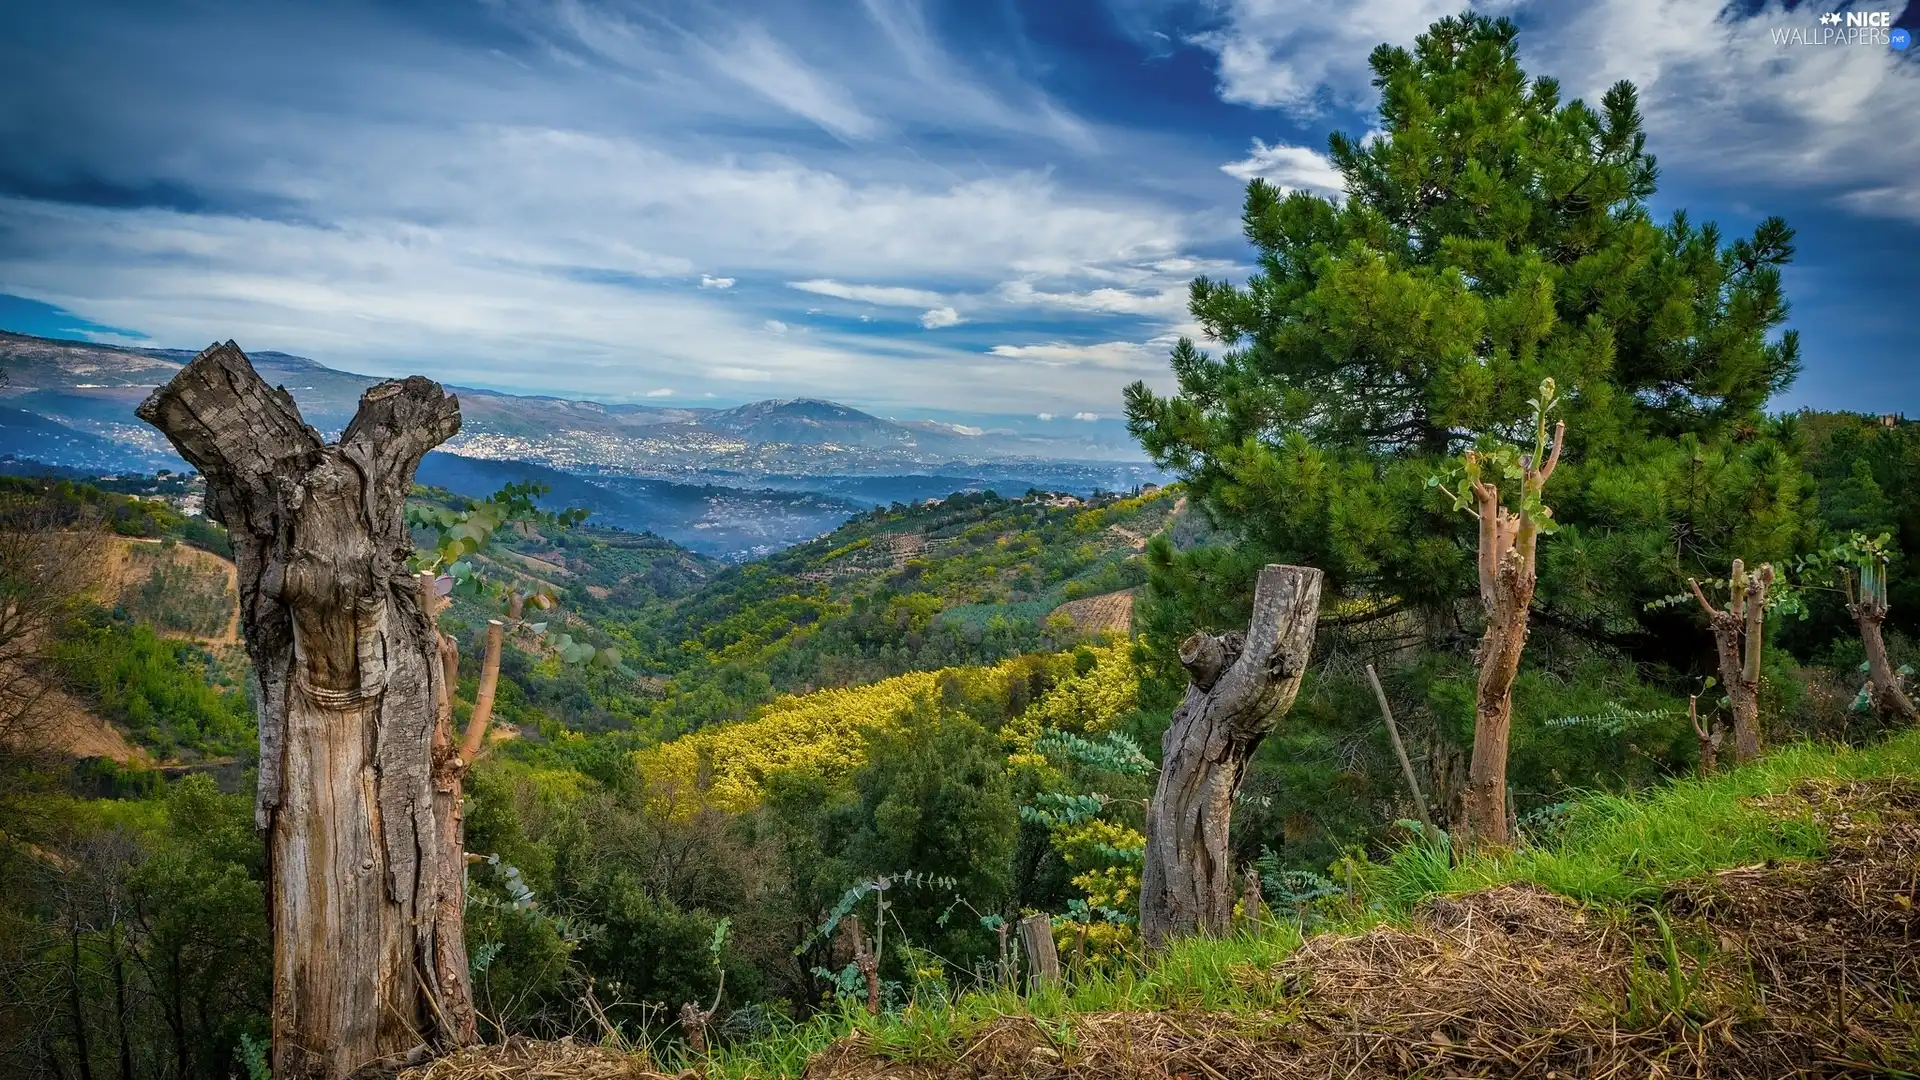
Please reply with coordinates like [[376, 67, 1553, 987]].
[[501, 730, 1920, 1080], [615, 486, 1181, 734]]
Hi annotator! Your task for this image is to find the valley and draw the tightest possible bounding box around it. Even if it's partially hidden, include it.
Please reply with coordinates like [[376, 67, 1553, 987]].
[[2, 7, 1915, 1078], [0, 330, 1168, 559]]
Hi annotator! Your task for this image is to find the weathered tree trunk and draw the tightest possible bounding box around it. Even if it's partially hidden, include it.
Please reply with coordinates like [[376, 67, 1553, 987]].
[[1018, 913, 1060, 989], [1837, 546, 1918, 723], [1460, 420, 1564, 848], [1856, 607, 1918, 723], [1140, 564, 1322, 949], [848, 916, 880, 1016], [137, 342, 471, 1080], [1239, 866, 1263, 926], [1688, 560, 1772, 764]]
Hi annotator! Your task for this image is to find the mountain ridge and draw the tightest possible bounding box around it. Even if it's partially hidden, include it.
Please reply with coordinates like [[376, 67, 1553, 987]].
[[0, 331, 1160, 482]]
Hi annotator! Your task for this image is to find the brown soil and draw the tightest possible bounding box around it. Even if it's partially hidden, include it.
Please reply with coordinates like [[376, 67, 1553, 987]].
[[36, 682, 151, 765], [95, 536, 241, 645], [1049, 590, 1135, 636], [396, 1038, 657, 1080]]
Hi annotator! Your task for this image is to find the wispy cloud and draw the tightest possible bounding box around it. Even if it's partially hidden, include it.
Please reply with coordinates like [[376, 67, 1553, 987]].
[[0, 0, 1909, 420], [988, 340, 1159, 371], [1190, 0, 1461, 115], [790, 279, 947, 307], [998, 280, 1189, 318], [1219, 138, 1345, 199], [701, 22, 881, 140]]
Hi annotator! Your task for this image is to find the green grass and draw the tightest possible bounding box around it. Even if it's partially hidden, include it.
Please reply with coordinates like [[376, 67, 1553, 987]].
[[1438, 733, 1920, 903], [693, 730, 1920, 1078]]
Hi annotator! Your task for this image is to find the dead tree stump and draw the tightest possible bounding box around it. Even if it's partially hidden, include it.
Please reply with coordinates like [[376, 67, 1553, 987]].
[[1140, 564, 1323, 949], [1018, 913, 1061, 990], [137, 342, 468, 1080]]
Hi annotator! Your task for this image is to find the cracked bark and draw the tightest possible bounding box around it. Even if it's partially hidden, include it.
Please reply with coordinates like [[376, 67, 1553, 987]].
[[137, 342, 470, 1080], [1140, 564, 1322, 949]]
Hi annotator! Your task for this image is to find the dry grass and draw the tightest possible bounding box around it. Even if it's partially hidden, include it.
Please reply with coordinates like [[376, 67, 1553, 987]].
[[399, 1037, 668, 1080], [395, 778, 1920, 1080], [799, 777, 1920, 1080], [1048, 590, 1135, 636]]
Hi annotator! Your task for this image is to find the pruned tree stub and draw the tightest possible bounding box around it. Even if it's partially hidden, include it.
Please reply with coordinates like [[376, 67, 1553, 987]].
[[1141, 563, 1323, 949], [136, 341, 469, 1080]]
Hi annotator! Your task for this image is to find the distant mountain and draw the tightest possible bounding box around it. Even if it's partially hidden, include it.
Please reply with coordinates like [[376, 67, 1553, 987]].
[[702, 398, 940, 452], [413, 453, 866, 559], [0, 405, 177, 473], [0, 331, 1157, 481]]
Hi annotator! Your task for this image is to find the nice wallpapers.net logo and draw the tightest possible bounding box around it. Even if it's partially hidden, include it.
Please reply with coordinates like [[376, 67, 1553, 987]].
[[1770, 10, 1911, 49]]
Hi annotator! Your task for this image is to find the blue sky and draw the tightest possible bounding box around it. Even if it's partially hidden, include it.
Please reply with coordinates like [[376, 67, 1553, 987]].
[[0, 0, 1914, 428]]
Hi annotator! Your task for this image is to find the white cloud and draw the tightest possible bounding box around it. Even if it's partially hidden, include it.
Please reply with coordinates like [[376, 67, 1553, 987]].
[[1193, 0, 1920, 224], [998, 280, 1189, 318], [988, 340, 1159, 371], [1220, 138, 1346, 199], [644, 387, 674, 397], [700, 274, 735, 289], [712, 365, 776, 381], [919, 306, 961, 329], [1037, 412, 1055, 420], [700, 22, 881, 140], [790, 278, 946, 307], [1191, 0, 1459, 115], [763, 319, 789, 334], [1073, 411, 1100, 421]]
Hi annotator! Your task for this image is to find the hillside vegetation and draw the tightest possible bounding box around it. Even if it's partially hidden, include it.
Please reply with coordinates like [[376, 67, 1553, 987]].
[[619, 487, 1178, 734], [8, 11, 1920, 1074], [667, 732, 1920, 1080]]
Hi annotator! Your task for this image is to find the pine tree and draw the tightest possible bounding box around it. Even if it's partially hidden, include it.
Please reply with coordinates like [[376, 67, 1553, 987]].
[[1125, 13, 1807, 650]]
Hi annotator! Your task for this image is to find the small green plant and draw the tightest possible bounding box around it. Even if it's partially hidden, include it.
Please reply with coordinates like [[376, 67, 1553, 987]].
[[238, 1032, 271, 1080], [1622, 908, 1713, 1031], [407, 481, 620, 669]]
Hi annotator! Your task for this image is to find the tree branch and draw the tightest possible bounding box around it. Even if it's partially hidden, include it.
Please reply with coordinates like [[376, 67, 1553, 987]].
[[1687, 577, 1723, 619], [134, 341, 323, 535], [1537, 420, 1566, 483]]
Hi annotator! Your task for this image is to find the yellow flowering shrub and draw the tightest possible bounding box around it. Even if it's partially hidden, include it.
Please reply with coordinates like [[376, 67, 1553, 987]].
[[634, 644, 1141, 814], [1003, 640, 1138, 769]]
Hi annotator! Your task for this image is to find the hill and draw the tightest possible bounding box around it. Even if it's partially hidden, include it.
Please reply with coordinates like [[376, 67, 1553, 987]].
[[611, 485, 1184, 733], [414, 452, 868, 559]]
